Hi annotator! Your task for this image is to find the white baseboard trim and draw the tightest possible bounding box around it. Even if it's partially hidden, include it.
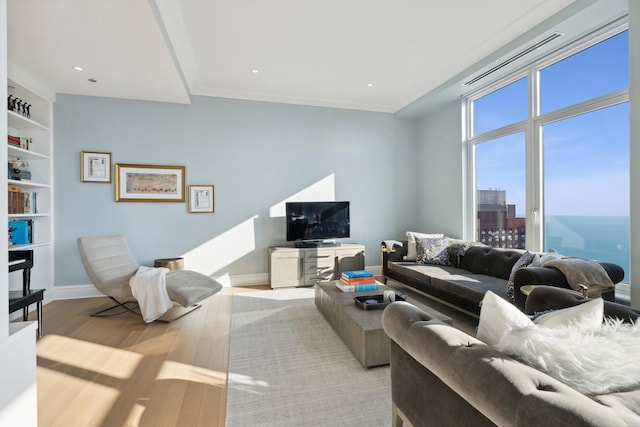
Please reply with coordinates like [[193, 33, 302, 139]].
[[53, 285, 103, 300], [52, 272, 272, 299], [50, 268, 382, 299]]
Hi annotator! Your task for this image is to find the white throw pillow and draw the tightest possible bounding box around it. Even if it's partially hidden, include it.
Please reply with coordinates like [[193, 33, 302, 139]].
[[476, 291, 533, 346], [404, 231, 444, 261], [533, 298, 604, 330]]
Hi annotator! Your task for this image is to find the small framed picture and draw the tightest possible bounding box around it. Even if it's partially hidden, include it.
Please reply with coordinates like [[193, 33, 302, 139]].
[[81, 151, 112, 183], [189, 185, 215, 213]]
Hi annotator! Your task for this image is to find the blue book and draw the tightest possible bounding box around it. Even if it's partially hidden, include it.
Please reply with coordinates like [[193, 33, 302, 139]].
[[9, 220, 32, 245], [341, 270, 374, 279], [353, 283, 378, 291]]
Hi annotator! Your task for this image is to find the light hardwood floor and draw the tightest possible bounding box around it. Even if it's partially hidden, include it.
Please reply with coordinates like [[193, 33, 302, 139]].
[[30, 282, 476, 427], [33, 286, 268, 427]]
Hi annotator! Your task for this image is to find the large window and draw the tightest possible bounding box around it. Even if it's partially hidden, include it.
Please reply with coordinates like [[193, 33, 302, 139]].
[[475, 132, 525, 248], [469, 27, 629, 279]]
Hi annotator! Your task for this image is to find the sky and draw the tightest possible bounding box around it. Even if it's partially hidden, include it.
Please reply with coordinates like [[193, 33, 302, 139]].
[[473, 30, 629, 218]]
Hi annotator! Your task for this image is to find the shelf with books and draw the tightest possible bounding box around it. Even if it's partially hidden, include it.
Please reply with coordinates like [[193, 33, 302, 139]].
[[5, 75, 54, 309]]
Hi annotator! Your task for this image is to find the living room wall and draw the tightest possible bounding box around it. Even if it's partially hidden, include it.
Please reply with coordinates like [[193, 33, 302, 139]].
[[415, 99, 465, 239], [53, 94, 418, 289]]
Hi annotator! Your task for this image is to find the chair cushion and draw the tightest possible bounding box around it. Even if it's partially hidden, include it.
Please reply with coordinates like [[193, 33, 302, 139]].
[[166, 270, 223, 306]]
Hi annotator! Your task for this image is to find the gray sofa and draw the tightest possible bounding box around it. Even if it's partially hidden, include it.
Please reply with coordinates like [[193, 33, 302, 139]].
[[382, 292, 640, 427], [381, 240, 622, 315]]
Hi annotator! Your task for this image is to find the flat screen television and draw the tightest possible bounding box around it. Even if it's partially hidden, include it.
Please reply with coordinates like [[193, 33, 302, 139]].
[[286, 201, 350, 244]]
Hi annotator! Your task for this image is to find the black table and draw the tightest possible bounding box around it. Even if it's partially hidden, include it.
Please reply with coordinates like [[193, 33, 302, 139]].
[[9, 289, 44, 338]]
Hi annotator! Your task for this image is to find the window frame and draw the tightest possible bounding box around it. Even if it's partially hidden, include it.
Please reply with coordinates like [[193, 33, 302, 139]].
[[465, 20, 629, 255]]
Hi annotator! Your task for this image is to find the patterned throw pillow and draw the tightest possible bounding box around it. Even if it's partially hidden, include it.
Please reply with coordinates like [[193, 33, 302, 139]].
[[415, 236, 450, 266], [506, 251, 538, 300]]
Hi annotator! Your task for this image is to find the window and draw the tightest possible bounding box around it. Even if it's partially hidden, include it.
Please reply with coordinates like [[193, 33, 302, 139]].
[[467, 27, 629, 279], [475, 132, 526, 249], [473, 77, 528, 136], [540, 31, 628, 114], [543, 103, 630, 276]]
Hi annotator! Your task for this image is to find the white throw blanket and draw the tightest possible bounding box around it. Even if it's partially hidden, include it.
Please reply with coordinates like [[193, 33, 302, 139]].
[[129, 266, 173, 323]]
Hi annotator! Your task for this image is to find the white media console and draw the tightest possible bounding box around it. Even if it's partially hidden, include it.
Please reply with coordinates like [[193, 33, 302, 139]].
[[269, 243, 365, 288]]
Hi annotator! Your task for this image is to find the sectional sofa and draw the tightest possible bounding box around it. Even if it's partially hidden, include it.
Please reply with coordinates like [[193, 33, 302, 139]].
[[381, 239, 623, 315], [382, 290, 640, 427]]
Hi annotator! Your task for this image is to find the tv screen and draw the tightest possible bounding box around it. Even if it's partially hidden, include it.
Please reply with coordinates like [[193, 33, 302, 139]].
[[286, 201, 350, 242]]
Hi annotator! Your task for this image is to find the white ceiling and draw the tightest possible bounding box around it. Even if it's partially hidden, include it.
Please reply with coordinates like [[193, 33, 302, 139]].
[[7, 0, 577, 113]]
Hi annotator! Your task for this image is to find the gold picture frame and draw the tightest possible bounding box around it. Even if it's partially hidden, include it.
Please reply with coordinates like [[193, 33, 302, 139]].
[[189, 185, 215, 213], [115, 163, 185, 202], [81, 151, 112, 183]]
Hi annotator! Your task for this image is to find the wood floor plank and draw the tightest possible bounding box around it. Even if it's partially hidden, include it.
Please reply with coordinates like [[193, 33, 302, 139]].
[[32, 286, 265, 427]]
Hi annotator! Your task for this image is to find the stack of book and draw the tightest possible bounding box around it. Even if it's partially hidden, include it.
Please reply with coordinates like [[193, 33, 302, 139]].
[[336, 270, 377, 292], [8, 135, 32, 150], [7, 185, 38, 214]]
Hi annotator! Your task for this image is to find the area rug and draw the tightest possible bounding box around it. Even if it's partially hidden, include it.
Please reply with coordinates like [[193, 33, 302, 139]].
[[226, 288, 391, 426]]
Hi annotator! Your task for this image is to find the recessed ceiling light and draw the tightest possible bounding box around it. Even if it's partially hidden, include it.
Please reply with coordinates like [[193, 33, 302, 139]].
[[73, 66, 84, 72], [251, 69, 259, 74], [367, 83, 374, 87], [88, 78, 97, 83]]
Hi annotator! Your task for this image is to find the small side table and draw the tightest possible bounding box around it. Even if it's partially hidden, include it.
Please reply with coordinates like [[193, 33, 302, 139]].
[[9, 289, 44, 338], [154, 257, 184, 270]]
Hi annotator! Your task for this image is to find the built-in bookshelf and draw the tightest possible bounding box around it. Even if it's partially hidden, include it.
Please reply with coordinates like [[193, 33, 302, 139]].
[[6, 77, 53, 299]]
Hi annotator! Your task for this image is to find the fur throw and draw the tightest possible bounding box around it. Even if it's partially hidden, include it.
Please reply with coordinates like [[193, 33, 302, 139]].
[[496, 320, 640, 395]]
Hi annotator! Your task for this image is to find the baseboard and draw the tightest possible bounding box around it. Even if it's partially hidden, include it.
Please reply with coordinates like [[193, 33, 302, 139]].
[[49, 268, 382, 300]]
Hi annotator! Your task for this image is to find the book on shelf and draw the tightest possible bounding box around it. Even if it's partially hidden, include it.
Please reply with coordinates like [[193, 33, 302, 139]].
[[7, 187, 38, 214], [341, 270, 374, 279], [335, 282, 378, 292], [340, 276, 376, 286], [8, 185, 23, 214], [8, 219, 33, 245], [7, 135, 31, 150], [23, 191, 37, 214]]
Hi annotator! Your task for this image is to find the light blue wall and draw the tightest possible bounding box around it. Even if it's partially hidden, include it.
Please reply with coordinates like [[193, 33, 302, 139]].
[[415, 99, 465, 239], [54, 95, 417, 286]]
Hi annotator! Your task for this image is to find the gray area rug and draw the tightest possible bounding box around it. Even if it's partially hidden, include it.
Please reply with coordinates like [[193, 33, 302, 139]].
[[226, 288, 391, 426]]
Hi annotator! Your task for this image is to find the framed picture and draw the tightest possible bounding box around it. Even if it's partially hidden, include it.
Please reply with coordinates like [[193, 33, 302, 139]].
[[189, 185, 215, 213], [115, 163, 185, 202], [81, 151, 112, 183]]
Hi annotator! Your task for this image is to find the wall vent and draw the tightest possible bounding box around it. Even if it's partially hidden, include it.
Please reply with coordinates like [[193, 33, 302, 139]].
[[464, 32, 563, 86]]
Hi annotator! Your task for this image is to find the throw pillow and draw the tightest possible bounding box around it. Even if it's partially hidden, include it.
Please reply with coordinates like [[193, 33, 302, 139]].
[[532, 298, 604, 329], [404, 231, 444, 261], [415, 236, 450, 266], [476, 291, 533, 346], [446, 238, 470, 268], [505, 251, 539, 300], [496, 320, 640, 395]]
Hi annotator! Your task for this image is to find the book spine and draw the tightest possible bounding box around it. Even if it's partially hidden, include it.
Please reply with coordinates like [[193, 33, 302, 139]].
[[340, 277, 376, 285], [336, 283, 378, 292], [341, 270, 374, 279]]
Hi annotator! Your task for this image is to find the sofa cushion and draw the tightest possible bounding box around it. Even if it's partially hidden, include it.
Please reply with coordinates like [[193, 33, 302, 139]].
[[430, 274, 508, 308], [416, 236, 450, 265], [404, 231, 444, 261], [458, 246, 524, 280]]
